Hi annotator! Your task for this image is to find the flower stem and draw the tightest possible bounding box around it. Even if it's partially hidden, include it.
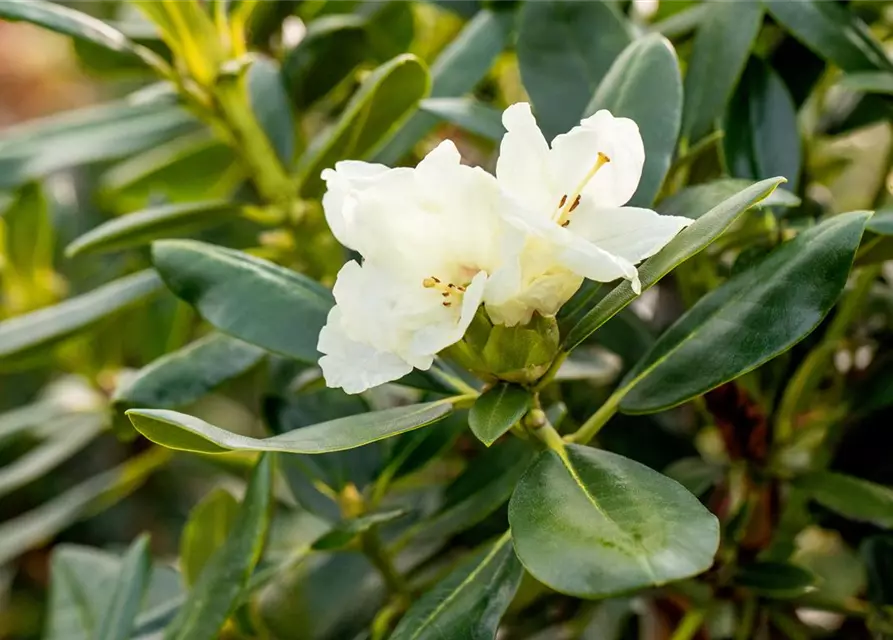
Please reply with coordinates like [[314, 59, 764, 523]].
[[532, 351, 568, 392], [669, 609, 705, 640], [566, 387, 624, 445], [361, 528, 410, 597]]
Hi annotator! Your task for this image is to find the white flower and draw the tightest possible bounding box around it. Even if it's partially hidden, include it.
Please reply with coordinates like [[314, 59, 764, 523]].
[[317, 141, 521, 394], [486, 102, 692, 326]]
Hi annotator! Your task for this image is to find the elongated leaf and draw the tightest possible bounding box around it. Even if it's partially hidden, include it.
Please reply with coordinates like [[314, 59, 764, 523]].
[[517, 0, 631, 141], [97, 534, 152, 640], [296, 54, 429, 197], [312, 509, 407, 551], [151, 240, 332, 363], [164, 455, 272, 640], [128, 401, 453, 454], [586, 34, 681, 208], [180, 489, 239, 587], [765, 0, 893, 73], [733, 561, 816, 599], [839, 71, 893, 95], [682, 1, 763, 142], [0, 0, 162, 68], [1, 183, 53, 275], [563, 178, 785, 352], [0, 270, 163, 363], [620, 211, 869, 413], [66, 201, 241, 258], [509, 445, 719, 598], [419, 98, 505, 141], [725, 59, 802, 190], [0, 413, 104, 500], [0, 447, 171, 565], [0, 100, 195, 190], [652, 3, 709, 39], [114, 333, 265, 410], [794, 471, 893, 529], [247, 56, 295, 167], [862, 536, 893, 606], [283, 15, 368, 109], [468, 383, 531, 446], [657, 178, 800, 219], [390, 534, 523, 640], [374, 8, 514, 164]]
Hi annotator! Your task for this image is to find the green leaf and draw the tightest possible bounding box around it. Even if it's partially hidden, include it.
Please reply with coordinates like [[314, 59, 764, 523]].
[[838, 71, 893, 95], [282, 15, 367, 109], [0, 448, 170, 566], [164, 455, 272, 640], [725, 58, 802, 190], [296, 54, 429, 197], [66, 200, 241, 258], [619, 211, 869, 413], [128, 401, 453, 454], [652, 3, 709, 40], [151, 240, 332, 363], [0, 98, 195, 190], [517, 0, 632, 140], [419, 97, 505, 141], [0, 270, 163, 364], [794, 471, 893, 529], [0, 0, 163, 69], [0, 412, 104, 500], [509, 445, 719, 598], [468, 383, 531, 446], [1, 183, 54, 275], [586, 34, 682, 208], [180, 489, 239, 588], [868, 210, 893, 235], [311, 509, 407, 551], [389, 533, 523, 640], [97, 534, 152, 640], [681, 0, 763, 142], [114, 333, 265, 410], [663, 457, 722, 498], [765, 0, 893, 73], [733, 561, 817, 599], [862, 536, 893, 606], [247, 56, 295, 167], [362, 0, 415, 62], [657, 178, 801, 219], [373, 7, 513, 164], [563, 177, 785, 352]]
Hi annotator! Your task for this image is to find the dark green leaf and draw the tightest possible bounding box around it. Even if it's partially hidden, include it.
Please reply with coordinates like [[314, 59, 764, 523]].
[[66, 200, 241, 258], [765, 0, 893, 73], [663, 457, 723, 498], [0, 270, 163, 364], [419, 97, 505, 141], [868, 210, 893, 235], [374, 8, 513, 164], [390, 534, 523, 640], [0, 98, 195, 190], [657, 178, 800, 219], [652, 3, 709, 40], [247, 56, 295, 167], [164, 455, 272, 640], [114, 333, 265, 410], [509, 445, 719, 597], [296, 54, 429, 197], [838, 71, 893, 95], [795, 471, 893, 529], [362, 0, 414, 62], [469, 383, 531, 446], [862, 536, 893, 606], [620, 211, 869, 413], [563, 178, 785, 352], [282, 15, 367, 109], [180, 489, 239, 588], [311, 509, 407, 551], [128, 401, 453, 454], [725, 59, 802, 190], [97, 534, 152, 640], [151, 240, 332, 363], [586, 34, 682, 207], [517, 0, 632, 140], [681, 0, 763, 142], [733, 561, 817, 599]]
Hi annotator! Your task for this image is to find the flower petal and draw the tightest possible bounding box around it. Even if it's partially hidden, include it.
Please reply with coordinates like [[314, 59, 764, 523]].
[[321, 160, 391, 250], [568, 205, 692, 264], [318, 307, 414, 394], [496, 102, 556, 218], [487, 268, 582, 327], [550, 110, 645, 208]]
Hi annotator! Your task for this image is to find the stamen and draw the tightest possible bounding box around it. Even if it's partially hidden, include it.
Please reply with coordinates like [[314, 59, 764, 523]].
[[569, 195, 581, 212], [424, 275, 470, 308], [559, 194, 567, 208], [553, 151, 611, 227], [442, 301, 452, 307], [422, 277, 437, 288]]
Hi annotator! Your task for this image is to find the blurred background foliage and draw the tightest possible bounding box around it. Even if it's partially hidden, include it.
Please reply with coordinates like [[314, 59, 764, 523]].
[[0, 0, 892, 639]]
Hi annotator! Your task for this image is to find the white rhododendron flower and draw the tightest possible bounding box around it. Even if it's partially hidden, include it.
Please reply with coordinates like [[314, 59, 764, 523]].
[[488, 102, 692, 326], [317, 140, 522, 393]]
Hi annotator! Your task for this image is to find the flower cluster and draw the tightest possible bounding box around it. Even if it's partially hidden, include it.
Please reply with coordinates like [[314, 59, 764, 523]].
[[317, 103, 691, 394]]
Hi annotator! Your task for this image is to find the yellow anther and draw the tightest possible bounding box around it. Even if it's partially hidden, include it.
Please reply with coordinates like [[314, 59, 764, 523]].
[[422, 277, 439, 288], [554, 151, 611, 227]]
